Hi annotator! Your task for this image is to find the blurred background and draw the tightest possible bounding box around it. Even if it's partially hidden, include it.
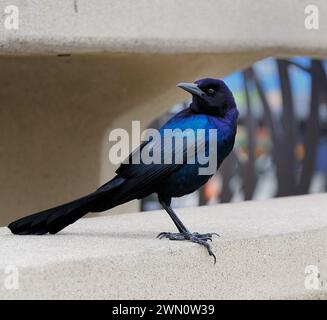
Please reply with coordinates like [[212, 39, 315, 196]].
[[142, 57, 327, 211]]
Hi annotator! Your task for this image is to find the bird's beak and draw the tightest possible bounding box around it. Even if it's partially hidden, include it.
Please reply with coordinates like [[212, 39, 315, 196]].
[[177, 82, 206, 98]]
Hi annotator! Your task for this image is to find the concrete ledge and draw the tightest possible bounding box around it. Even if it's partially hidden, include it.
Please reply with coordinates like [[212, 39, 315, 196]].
[[1, 194, 327, 299], [1, 0, 327, 55]]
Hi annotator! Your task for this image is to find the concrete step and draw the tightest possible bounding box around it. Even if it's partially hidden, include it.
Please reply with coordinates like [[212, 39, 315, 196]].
[[0, 193, 327, 299]]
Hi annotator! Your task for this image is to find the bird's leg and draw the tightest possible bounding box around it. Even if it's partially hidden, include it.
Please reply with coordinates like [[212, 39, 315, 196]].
[[159, 199, 189, 233], [158, 198, 219, 263]]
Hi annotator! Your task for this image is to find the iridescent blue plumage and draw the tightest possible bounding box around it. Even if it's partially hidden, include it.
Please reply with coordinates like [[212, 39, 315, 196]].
[[157, 108, 238, 198]]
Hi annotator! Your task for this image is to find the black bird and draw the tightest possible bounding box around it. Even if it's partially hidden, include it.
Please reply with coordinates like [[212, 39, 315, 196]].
[[8, 78, 238, 263]]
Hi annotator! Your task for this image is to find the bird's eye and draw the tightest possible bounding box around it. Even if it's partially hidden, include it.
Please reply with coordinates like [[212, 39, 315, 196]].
[[207, 88, 215, 96]]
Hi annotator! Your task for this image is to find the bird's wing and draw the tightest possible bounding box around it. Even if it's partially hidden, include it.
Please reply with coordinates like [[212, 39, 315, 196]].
[[115, 131, 206, 191]]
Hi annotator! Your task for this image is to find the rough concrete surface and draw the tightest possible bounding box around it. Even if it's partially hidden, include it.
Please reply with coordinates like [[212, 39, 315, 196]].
[[0, 0, 326, 56], [0, 194, 327, 299]]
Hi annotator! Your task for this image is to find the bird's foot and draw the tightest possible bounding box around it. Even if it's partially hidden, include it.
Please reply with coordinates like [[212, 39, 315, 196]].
[[157, 231, 219, 264]]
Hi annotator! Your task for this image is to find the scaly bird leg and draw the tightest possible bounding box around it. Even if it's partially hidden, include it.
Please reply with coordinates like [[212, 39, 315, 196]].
[[158, 198, 219, 264]]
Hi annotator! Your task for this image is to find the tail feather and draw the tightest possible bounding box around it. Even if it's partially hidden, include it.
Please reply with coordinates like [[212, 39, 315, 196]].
[[8, 192, 102, 235], [8, 177, 126, 235]]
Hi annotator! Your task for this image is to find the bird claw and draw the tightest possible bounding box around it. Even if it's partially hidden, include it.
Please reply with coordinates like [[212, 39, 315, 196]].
[[157, 232, 186, 240], [192, 232, 220, 241], [157, 231, 218, 264]]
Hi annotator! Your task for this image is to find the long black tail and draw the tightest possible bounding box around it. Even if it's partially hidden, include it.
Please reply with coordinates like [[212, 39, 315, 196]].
[[8, 177, 125, 235]]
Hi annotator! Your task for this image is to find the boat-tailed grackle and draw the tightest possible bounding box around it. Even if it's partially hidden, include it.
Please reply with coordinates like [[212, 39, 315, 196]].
[[8, 78, 238, 263]]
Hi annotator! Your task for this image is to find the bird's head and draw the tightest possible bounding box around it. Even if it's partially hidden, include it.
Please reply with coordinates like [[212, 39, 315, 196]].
[[177, 78, 237, 117]]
